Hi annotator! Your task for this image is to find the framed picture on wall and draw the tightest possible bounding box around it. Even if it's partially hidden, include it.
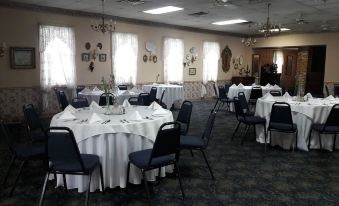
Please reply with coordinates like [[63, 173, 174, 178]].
[[189, 68, 196, 75], [10, 47, 36, 69], [99, 53, 107, 62], [81, 53, 90, 62], [286, 55, 293, 76]]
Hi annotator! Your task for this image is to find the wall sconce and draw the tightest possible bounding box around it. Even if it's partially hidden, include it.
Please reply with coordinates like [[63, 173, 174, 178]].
[[0, 42, 6, 57]]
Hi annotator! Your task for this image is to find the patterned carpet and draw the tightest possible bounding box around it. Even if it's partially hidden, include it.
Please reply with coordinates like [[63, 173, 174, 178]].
[[0, 99, 338, 206]]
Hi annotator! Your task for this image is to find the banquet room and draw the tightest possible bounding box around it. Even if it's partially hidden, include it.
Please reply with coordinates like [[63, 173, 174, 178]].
[[1, 0, 339, 205]]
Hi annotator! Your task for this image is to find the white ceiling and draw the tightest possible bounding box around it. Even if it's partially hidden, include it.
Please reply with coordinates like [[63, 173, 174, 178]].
[[3, 0, 339, 35]]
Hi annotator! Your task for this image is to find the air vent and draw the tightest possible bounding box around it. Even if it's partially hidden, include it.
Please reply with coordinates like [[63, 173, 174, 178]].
[[188, 12, 209, 17]]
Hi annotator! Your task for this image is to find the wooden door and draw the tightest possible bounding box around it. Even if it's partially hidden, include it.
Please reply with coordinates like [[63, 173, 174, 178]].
[[281, 49, 298, 91]]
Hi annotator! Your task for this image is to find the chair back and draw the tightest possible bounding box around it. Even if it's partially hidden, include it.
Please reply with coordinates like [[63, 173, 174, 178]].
[[224, 84, 231, 94], [233, 97, 246, 120], [128, 97, 140, 105], [57, 91, 69, 110], [0, 120, 16, 155], [334, 85, 339, 97], [149, 122, 181, 165], [99, 93, 114, 106], [238, 92, 249, 111], [269, 102, 293, 127], [149, 87, 158, 102], [213, 83, 219, 97], [249, 87, 263, 100], [76, 85, 85, 97], [202, 110, 217, 146], [71, 98, 89, 108], [46, 127, 85, 171], [324, 104, 339, 128], [176, 101, 193, 132], [270, 90, 282, 96], [23, 104, 44, 132], [118, 85, 128, 90], [325, 85, 330, 97], [160, 90, 166, 104], [138, 93, 151, 106], [218, 86, 228, 99]]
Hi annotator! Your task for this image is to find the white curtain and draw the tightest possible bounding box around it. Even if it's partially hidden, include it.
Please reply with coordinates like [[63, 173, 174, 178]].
[[112, 32, 138, 85], [273, 50, 284, 73], [39, 25, 76, 90], [163, 37, 184, 84], [203, 41, 220, 84]]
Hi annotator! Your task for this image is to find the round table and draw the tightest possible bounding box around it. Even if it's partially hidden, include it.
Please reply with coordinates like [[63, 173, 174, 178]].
[[255, 96, 339, 151], [79, 90, 140, 105], [50, 106, 173, 192], [142, 84, 184, 108]]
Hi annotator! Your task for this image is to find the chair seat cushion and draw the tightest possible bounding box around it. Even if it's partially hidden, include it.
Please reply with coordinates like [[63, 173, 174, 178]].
[[269, 122, 297, 131], [51, 154, 100, 173], [15, 143, 45, 159], [239, 116, 266, 124], [129, 149, 175, 169], [180, 135, 205, 149], [312, 124, 339, 133]]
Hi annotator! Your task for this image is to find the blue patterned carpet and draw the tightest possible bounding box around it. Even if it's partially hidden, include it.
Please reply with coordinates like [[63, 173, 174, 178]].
[[0, 99, 338, 205]]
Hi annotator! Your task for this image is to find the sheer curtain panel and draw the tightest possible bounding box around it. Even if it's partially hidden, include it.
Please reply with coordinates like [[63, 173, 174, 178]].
[[163, 37, 184, 84], [273, 50, 284, 73], [203, 41, 220, 84], [112, 32, 138, 85]]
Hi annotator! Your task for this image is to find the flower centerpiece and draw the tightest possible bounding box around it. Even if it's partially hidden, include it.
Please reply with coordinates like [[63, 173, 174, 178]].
[[101, 77, 113, 114]]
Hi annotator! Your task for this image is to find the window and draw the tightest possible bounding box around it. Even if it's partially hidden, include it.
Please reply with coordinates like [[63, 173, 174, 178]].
[[112, 32, 138, 85], [273, 50, 284, 73], [39, 25, 76, 90], [203, 41, 220, 84], [163, 37, 184, 83]]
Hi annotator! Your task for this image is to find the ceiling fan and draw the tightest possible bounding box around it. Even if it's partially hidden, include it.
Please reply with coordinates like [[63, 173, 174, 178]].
[[116, 0, 151, 5], [321, 21, 339, 31], [212, 0, 238, 9], [295, 13, 309, 25]]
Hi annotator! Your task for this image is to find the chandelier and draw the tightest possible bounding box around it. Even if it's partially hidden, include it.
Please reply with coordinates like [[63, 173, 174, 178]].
[[91, 0, 116, 34], [260, 3, 281, 38], [242, 24, 257, 47]]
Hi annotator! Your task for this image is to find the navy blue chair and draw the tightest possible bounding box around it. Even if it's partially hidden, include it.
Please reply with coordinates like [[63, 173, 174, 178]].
[[126, 122, 184, 204], [179, 110, 217, 180], [334, 84, 339, 97], [238, 92, 254, 116], [308, 104, 339, 151], [39, 127, 104, 206], [138, 93, 151, 106], [128, 96, 140, 105], [76, 85, 86, 97], [268, 102, 298, 151], [176, 100, 193, 135], [55, 90, 69, 111], [72, 97, 89, 108], [1, 120, 45, 196], [270, 90, 282, 96], [23, 104, 46, 143], [232, 97, 267, 151], [157, 90, 167, 109], [216, 86, 233, 112], [99, 93, 114, 106], [149, 87, 158, 102], [224, 84, 231, 94], [248, 87, 263, 106], [118, 85, 128, 90]]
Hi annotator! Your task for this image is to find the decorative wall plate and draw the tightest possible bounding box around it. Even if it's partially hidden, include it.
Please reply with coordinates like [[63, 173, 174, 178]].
[[189, 47, 197, 54], [234, 63, 239, 69], [239, 55, 244, 65], [153, 56, 157, 63], [143, 55, 148, 62], [85, 42, 91, 50], [186, 54, 192, 60], [146, 41, 156, 53], [97, 43, 102, 50]]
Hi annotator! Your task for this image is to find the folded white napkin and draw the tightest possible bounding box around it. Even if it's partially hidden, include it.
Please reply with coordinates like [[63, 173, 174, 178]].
[[251, 83, 257, 86], [122, 90, 130, 95], [272, 84, 281, 89], [262, 93, 275, 102], [59, 110, 76, 120], [122, 99, 131, 107], [325, 95, 335, 101], [92, 86, 101, 92], [89, 101, 101, 109], [148, 101, 162, 110], [80, 87, 91, 94], [283, 92, 291, 98], [304, 93, 313, 100], [64, 105, 77, 114], [238, 83, 244, 88], [130, 87, 141, 93], [265, 83, 271, 87], [152, 108, 168, 116], [230, 84, 237, 88], [129, 111, 143, 121], [89, 113, 103, 124]]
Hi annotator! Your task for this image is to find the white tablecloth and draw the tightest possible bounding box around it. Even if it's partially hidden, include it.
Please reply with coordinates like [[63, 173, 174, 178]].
[[50, 106, 173, 192], [79, 90, 140, 105], [227, 86, 282, 111], [255, 97, 339, 151], [142, 84, 184, 108]]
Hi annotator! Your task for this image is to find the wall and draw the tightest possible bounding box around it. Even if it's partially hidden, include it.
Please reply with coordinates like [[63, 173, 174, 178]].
[[0, 6, 251, 88], [253, 32, 339, 83]]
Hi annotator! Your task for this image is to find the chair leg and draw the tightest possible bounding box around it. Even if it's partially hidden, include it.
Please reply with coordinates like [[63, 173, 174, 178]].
[[213, 99, 219, 111], [318, 133, 322, 151], [85, 173, 92, 206], [240, 125, 250, 145], [126, 161, 131, 190], [39, 172, 50, 206], [295, 130, 298, 151], [190, 150, 194, 157], [308, 129, 313, 150], [9, 160, 26, 196], [231, 122, 241, 141], [142, 170, 151, 205], [63, 174, 67, 191], [99, 165, 104, 192], [174, 161, 185, 200], [333, 134, 337, 151], [263, 124, 267, 153], [2, 156, 16, 185], [200, 150, 215, 180]]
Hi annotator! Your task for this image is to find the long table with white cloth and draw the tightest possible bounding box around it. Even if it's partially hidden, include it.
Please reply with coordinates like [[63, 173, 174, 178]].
[[50, 105, 173, 192], [255, 95, 339, 151]]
